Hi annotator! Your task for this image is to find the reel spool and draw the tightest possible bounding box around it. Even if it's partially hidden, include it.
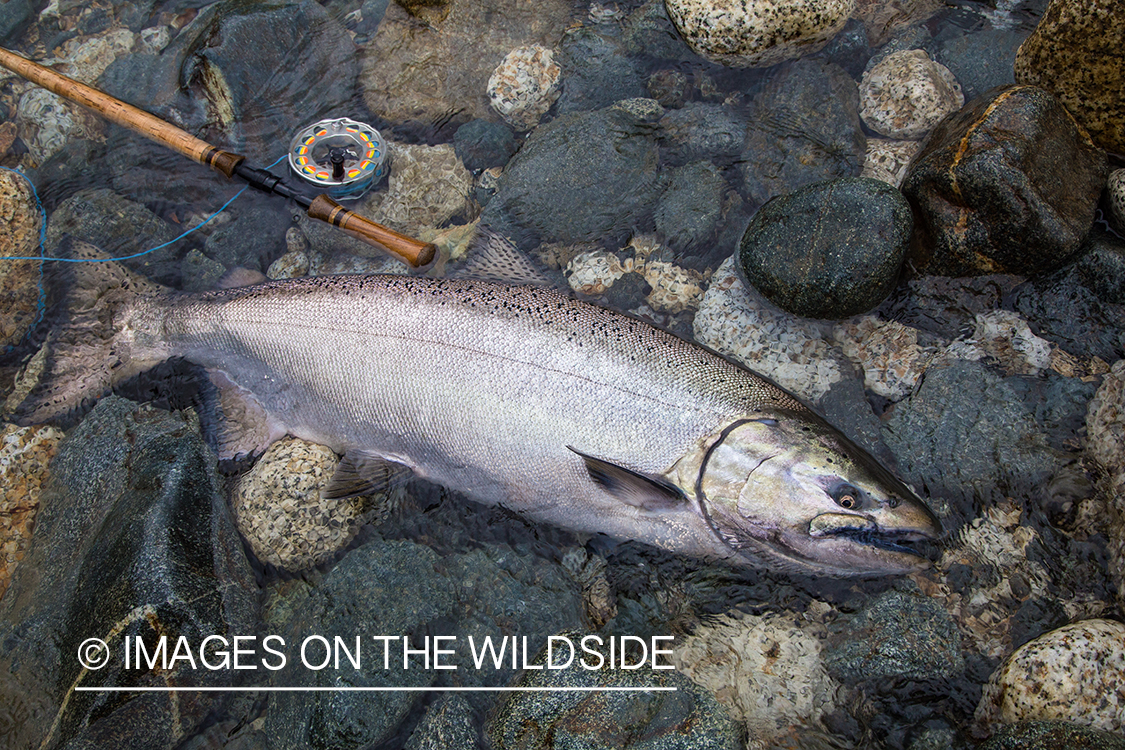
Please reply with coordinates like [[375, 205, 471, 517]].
[[288, 117, 387, 200]]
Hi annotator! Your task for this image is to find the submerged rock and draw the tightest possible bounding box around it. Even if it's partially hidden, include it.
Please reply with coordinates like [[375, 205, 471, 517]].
[[902, 85, 1107, 277], [860, 49, 963, 141], [1008, 266, 1125, 364], [862, 138, 922, 188], [0, 169, 42, 355], [0, 397, 258, 750], [555, 26, 647, 115], [738, 177, 912, 319], [664, 0, 854, 68], [978, 721, 1125, 750], [740, 59, 866, 207], [0, 424, 63, 602], [1014, 0, 1125, 154], [362, 141, 474, 239], [453, 119, 519, 173], [487, 44, 561, 131], [974, 619, 1125, 734], [935, 27, 1023, 102], [202, 205, 290, 273], [1085, 360, 1125, 609], [658, 102, 748, 168]]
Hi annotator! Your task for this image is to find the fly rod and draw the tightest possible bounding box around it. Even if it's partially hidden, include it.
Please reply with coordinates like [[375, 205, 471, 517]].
[[0, 46, 437, 267]]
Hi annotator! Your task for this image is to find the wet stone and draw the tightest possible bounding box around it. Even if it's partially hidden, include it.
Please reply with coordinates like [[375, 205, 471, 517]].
[[0, 396, 258, 750], [862, 137, 922, 188], [203, 206, 290, 273], [555, 26, 646, 116], [483, 105, 659, 246], [902, 85, 1107, 277], [657, 102, 748, 168], [859, 49, 964, 140], [740, 59, 866, 207], [1014, 0, 1125, 154], [664, 0, 854, 68], [653, 160, 725, 255], [1008, 265, 1125, 363], [935, 27, 1024, 102], [487, 44, 561, 132], [488, 641, 741, 750], [0, 169, 43, 355], [882, 273, 1023, 340], [0, 424, 63, 602], [738, 177, 912, 319], [363, 142, 474, 239], [1107, 169, 1125, 236], [622, 0, 698, 62], [404, 694, 476, 750], [824, 588, 964, 684], [977, 721, 1125, 750], [1085, 360, 1125, 610], [453, 119, 519, 173]]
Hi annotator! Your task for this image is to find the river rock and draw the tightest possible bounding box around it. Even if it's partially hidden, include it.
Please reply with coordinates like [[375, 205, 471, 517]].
[[482, 104, 660, 246], [978, 721, 1125, 750], [664, 0, 854, 68], [653, 160, 725, 254], [0, 397, 258, 750], [852, 0, 943, 46], [0, 424, 63, 602], [487, 44, 561, 131], [902, 85, 1107, 277], [1014, 0, 1125, 154], [555, 26, 647, 116], [360, 0, 573, 129], [1085, 360, 1125, 608], [488, 641, 741, 750], [362, 142, 474, 240], [0, 0, 34, 43], [862, 138, 922, 187], [453, 120, 519, 173], [974, 619, 1125, 734], [740, 59, 866, 207], [658, 102, 748, 168], [45, 187, 183, 283], [834, 316, 939, 401], [0, 169, 42, 355], [203, 205, 290, 273], [693, 256, 849, 402], [883, 273, 1023, 341], [15, 86, 104, 165], [1108, 169, 1125, 235], [859, 49, 963, 140], [404, 694, 477, 750], [1008, 265, 1125, 363], [935, 27, 1023, 102], [738, 177, 912, 319], [622, 0, 698, 62], [673, 611, 840, 738]]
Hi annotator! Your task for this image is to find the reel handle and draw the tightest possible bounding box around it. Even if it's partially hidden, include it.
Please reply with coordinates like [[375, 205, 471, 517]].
[[307, 195, 436, 268]]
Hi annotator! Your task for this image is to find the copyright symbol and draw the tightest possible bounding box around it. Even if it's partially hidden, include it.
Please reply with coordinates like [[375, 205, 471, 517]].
[[78, 638, 110, 670]]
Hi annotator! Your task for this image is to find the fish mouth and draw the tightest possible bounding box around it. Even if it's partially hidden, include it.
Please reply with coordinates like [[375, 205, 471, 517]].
[[809, 512, 939, 561]]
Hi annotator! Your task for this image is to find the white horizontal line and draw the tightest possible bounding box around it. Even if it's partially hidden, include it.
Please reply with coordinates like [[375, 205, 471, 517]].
[[75, 686, 677, 693]]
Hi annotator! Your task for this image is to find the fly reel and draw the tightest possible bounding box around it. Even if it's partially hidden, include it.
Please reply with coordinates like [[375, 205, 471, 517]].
[[288, 117, 387, 200]]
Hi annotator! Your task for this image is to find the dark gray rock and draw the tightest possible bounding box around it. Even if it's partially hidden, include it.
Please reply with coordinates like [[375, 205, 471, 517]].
[[202, 206, 290, 273], [935, 28, 1025, 102], [180, 248, 227, 292], [738, 177, 912, 318], [978, 721, 1125, 750], [603, 270, 652, 311], [658, 102, 747, 168], [44, 188, 183, 284], [622, 0, 698, 62], [902, 85, 1107, 277], [739, 59, 866, 208], [1075, 227, 1125, 305], [453, 120, 519, 172], [646, 68, 691, 109], [482, 105, 660, 246], [404, 694, 477, 750], [816, 376, 899, 470], [654, 160, 725, 255], [556, 27, 647, 116], [820, 18, 873, 79], [823, 588, 964, 684], [0, 0, 36, 45], [487, 641, 741, 750], [0, 397, 258, 750], [881, 359, 1062, 520], [1007, 266, 1125, 362], [881, 274, 1023, 340]]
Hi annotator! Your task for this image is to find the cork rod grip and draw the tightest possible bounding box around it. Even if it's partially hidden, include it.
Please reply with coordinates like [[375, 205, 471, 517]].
[[0, 47, 244, 177], [307, 195, 437, 268]]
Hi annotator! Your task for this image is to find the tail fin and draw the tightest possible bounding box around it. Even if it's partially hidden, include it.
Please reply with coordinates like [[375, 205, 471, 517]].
[[7, 239, 168, 427]]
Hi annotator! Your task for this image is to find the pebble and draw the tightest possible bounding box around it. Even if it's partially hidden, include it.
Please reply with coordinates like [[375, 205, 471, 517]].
[[693, 256, 848, 402], [565, 249, 628, 296], [673, 611, 840, 738], [664, 0, 855, 68], [943, 310, 1080, 377], [487, 44, 562, 131], [0, 424, 63, 601], [974, 619, 1125, 733], [862, 137, 923, 187], [231, 438, 384, 570], [266, 250, 309, 280], [642, 260, 707, 314], [859, 49, 964, 140]]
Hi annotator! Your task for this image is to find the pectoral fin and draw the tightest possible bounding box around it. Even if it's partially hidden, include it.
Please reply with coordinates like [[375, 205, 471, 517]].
[[568, 446, 686, 510], [202, 369, 285, 462], [323, 450, 415, 499]]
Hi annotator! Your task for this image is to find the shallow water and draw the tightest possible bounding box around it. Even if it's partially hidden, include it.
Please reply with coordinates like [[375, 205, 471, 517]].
[[0, 0, 1122, 748]]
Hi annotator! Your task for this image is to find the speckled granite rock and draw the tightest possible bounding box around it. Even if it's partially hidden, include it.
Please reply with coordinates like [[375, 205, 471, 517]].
[[974, 619, 1125, 733], [862, 138, 922, 187], [232, 438, 382, 571], [404, 694, 477, 750], [664, 0, 855, 68], [360, 0, 573, 128], [673, 611, 839, 738], [1014, 0, 1125, 154], [642, 260, 707, 314], [487, 44, 561, 131], [0, 424, 63, 602], [834, 316, 938, 401], [15, 86, 104, 165], [1108, 169, 1125, 235], [859, 49, 964, 140], [738, 177, 912, 318], [978, 721, 1125, 750], [266, 249, 310, 280], [0, 169, 42, 354], [362, 141, 474, 239], [693, 256, 849, 402], [565, 249, 629, 296], [902, 85, 1107, 277], [1085, 360, 1125, 608]]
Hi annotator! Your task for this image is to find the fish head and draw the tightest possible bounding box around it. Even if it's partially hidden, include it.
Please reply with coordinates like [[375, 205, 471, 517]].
[[695, 409, 942, 576]]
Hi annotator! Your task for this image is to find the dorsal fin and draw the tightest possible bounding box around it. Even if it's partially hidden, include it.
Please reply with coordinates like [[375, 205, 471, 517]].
[[568, 446, 686, 510], [323, 450, 415, 499]]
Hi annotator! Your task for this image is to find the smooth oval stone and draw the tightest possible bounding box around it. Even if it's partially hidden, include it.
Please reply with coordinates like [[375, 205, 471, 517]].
[[738, 177, 912, 319]]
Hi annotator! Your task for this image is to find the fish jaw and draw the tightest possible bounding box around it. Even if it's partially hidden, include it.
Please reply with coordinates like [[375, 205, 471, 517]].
[[688, 410, 943, 576]]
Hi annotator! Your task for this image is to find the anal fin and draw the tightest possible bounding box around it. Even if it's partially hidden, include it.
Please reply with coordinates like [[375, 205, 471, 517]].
[[324, 450, 415, 500], [568, 446, 686, 510]]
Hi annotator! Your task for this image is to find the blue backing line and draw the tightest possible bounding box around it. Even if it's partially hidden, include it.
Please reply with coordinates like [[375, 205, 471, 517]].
[[0, 155, 287, 355]]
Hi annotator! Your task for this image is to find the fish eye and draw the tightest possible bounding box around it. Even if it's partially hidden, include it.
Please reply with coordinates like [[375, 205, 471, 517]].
[[831, 484, 860, 510]]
